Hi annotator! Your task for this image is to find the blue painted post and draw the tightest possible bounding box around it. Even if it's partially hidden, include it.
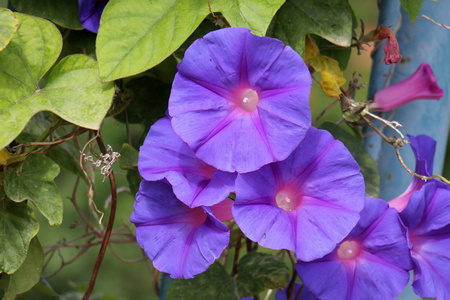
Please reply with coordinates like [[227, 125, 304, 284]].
[[364, 1, 450, 299], [364, 0, 450, 200]]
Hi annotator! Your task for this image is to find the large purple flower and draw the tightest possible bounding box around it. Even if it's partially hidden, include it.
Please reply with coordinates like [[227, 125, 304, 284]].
[[232, 127, 365, 261], [370, 63, 443, 112], [400, 182, 450, 300], [389, 135, 436, 212], [296, 197, 413, 300], [169, 27, 312, 173], [130, 180, 230, 279], [78, 0, 108, 33], [138, 117, 236, 207]]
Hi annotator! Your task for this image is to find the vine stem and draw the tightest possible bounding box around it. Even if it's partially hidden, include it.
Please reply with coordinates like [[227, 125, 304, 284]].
[[312, 97, 340, 126], [83, 134, 118, 300], [362, 115, 450, 185]]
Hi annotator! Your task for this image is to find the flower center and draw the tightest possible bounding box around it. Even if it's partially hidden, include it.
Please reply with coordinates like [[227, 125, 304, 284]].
[[275, 186, 300, 211], [188, 207, 208, 227], [337, 240, 361, 260], [233, 88, 259, 112]]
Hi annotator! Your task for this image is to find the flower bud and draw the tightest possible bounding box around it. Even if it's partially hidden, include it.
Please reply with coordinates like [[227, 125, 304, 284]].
[[370, 63, 444, 112]]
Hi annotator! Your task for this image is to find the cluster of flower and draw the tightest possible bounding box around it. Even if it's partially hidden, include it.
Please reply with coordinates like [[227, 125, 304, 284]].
[[130, 27, 450, 299]]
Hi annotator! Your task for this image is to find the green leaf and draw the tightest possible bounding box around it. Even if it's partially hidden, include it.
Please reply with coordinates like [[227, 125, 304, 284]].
[[236, 252, 289, 296], [211, 0, 285, 36], [269, 0, 353, 57], [5, 153, 62, 226], [114, 76, 170, 129], [320, 122, 380, 198], [167, 263, 239, 300], [0, 197, 39, 274], [400, 0, 424, 23], [0, 13, 114, 149], [311, 34, 351, 70], [118, 143, 138, 170], [47, 146, 86, 180], [97, 0, 210, 81], [0, 238, 44, 300], [126, 169, 141, 196], [10, 0, 83, 30], [0, 8, 18, 52]]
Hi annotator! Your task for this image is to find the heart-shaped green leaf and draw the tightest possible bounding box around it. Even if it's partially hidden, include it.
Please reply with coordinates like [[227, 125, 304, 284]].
[[10, 0, 83, 30], [5, 153, 62, 226], [97, 0, 210, 81], [0, 13, 114, 150], [0, 8, 18, 51], [0, 197, 39, 274], [0, 238, 44, 300], [210, 0, 285, 36], [269, 0, 353, 56], [236, 252, 289, 296]]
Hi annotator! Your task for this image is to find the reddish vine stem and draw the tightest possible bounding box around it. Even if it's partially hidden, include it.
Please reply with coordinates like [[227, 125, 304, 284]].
[[312, 97, 340, 126], [286, 251, 297, 300], [83, 134, 118, 300], [231, 230, 243, 277]]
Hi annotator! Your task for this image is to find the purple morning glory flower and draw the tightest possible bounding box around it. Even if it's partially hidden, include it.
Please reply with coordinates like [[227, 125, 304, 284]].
[[130, 180, 230, 279], [389, 135, 436, 212], [169, 27, 312, 173], [296, 197, 413, 300], [399, 182, 450, 300], [78, 0, 108, 33], [370, 63, 443, 112], [275, 282, 317, 300], [232, 127, 365, 261], [138, 117, 236, 207]]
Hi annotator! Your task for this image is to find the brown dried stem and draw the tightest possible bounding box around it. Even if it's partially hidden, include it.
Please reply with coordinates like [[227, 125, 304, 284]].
[[362, 115, 450, 185], [83, 134, 118, 300]]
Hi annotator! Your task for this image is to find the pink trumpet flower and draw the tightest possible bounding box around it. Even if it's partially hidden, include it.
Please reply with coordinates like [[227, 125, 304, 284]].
[[370, 63, 443, 112]]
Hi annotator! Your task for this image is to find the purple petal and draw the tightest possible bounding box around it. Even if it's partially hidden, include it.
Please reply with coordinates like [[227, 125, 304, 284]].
[[350, 251, 410, 299], [138, 117, 235, 207], [245, 34, 311, 90], [408, 135, 436, 177], [389, 134, 437, 212], [130, 180, 229, 279], [169, 27, 312, 173], [233, 127, 364, 261], [400, 182, 450, 298], [400, 182, 450, 233], [358, 201, 413, 270], [275, 282, 316, 300], [296, 256, 348, 300], [296, 197, 411, 300], [176, 27, 249, 92], [78, 0, 107, 33], [411, 235, 450, 300]]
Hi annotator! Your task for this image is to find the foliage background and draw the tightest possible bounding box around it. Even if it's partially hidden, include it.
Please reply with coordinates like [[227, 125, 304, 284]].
[[1, 0, 448, 299]]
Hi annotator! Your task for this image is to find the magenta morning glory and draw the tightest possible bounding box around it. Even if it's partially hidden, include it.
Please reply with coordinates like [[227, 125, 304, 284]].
[[78, 0, 108, 33], [138, 117, 236, 207], [296, 197, 413, 300], [370, 63, 443, 112], [232, 127, 365, 261], [399, 182, 450, 299], [130, 180, 230, 279], [169, 27, 312, 173], [389, 135, 436, 212]]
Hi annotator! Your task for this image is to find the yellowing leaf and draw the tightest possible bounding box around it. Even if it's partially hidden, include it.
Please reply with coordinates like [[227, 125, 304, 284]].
[[0, 148, 11, 165], [320, 63, 346, 97], [304, 34, 320, 63], [305, 35, 346, 97]]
